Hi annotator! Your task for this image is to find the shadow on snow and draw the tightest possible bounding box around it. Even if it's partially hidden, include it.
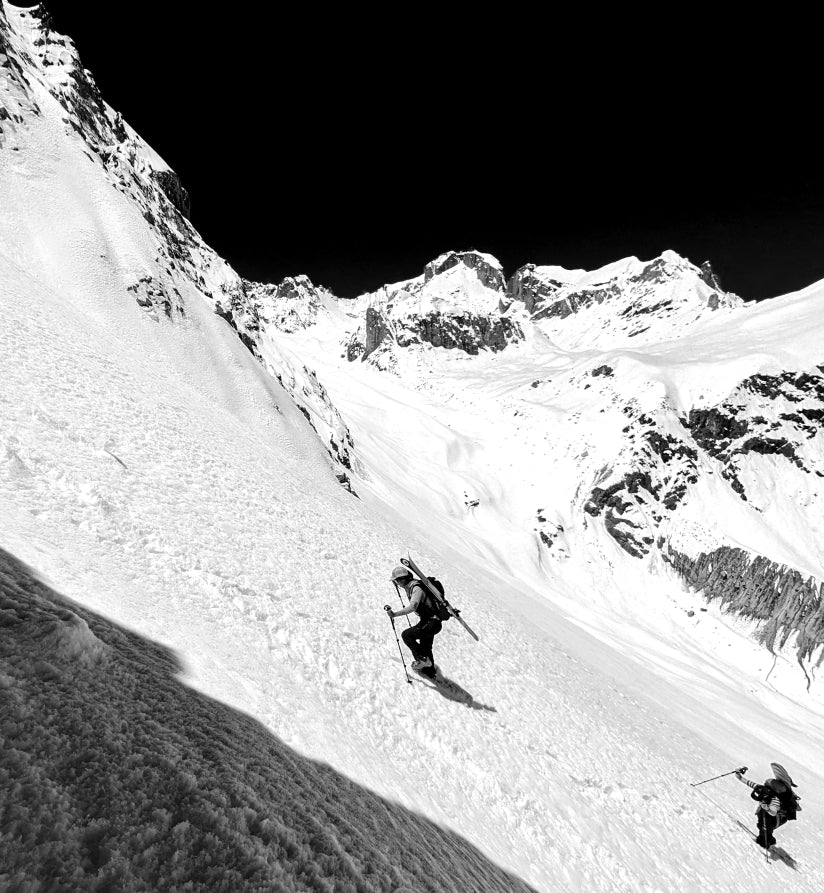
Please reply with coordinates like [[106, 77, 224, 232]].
[[0, 547, 533, 892], [413, 670, 497, 712]]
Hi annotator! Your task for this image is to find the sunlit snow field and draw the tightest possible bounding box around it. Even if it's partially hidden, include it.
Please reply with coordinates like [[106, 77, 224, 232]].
[[2, 3, 824, 889]]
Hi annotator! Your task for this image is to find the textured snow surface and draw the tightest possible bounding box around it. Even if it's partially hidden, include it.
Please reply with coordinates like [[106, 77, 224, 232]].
[[2, 4, 824, 890]]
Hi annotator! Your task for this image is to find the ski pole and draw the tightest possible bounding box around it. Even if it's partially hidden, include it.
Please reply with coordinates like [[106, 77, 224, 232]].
[[690, 766, 747, 787], [384, 606, 411, 684], [393, 582, 412, 627]]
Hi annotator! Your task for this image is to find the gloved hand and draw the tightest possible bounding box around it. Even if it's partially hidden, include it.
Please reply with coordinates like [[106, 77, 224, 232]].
[[383, 605, 394, 618], [751, 784, 769, 802]]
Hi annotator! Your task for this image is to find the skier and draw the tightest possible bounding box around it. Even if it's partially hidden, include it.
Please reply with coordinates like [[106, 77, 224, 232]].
[[386, 565, 442, 676], [735, 763, 800, 849]]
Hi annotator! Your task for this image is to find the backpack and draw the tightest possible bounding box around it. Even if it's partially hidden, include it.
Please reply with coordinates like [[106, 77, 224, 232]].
[[423, 577, 451, 622], [765, 779, 801, 821]]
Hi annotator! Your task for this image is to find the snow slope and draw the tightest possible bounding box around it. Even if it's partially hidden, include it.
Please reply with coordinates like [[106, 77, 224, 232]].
[[3, 4, 824, 891]]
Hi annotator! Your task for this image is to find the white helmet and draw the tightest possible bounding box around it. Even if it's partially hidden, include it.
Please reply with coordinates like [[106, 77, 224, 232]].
[[390, 564, 412, 584]]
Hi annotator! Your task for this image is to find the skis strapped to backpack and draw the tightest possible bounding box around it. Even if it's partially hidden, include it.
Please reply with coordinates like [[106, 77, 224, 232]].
[[400, 556, 479, 641]]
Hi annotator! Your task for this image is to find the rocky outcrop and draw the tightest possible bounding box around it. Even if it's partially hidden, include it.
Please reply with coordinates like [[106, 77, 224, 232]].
[[506, 265, 570, 316], [1, 8, 43, 148], [362, 306, 393, 357], [348, 251, 523, 365], [588, 361, 824, 559], [504, 252, 743, 350], [127, 275, 184, 321], [412, 311, 520, 355], [662, 543, 824, 673], [357, 306, 522, 362], [212, 280, 360, 482], [681, 367, 824, 499], [244, 275, 334, 334], [271, 362, 360, 480], [424, 250, 506, 292], [5, 4, 196, 261], [3, 6, 359, 493], [151, 170, 191, 219], [584, 415, 699, 558], [698, 260, 723, 291], [538, 283, 621, 321], [18, 5, 110, 144]]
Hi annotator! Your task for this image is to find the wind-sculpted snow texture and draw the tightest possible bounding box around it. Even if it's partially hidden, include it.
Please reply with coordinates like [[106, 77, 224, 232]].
[[0, 550, 535, 893], [5, 4, 824, 891]]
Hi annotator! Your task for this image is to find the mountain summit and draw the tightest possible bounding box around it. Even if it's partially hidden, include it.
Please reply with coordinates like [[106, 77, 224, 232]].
[[3, 5, 824, 891]]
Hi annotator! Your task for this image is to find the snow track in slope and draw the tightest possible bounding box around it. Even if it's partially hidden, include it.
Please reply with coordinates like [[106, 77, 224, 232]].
[[4, 7, 824, 886]]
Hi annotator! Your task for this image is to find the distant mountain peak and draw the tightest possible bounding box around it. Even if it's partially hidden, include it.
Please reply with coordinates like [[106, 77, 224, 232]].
[[506, 251, 743, 349], [423, 249, 506, 292]]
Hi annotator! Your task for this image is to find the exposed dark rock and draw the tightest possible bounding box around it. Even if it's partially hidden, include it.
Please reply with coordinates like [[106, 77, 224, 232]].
[[362, 307, 394, 359], [151, 170, 191, 219], [683, 408, 749, 456], [535, 285, 621, 321], [423, 250, 505, 292], [127, 276, 183, 319], [63, 63, 108, 144], [604, 515, 647, 558], [584, 416, 700, 557], [335, 471, 357, 496], [736, 436, 801, 465], [415, 312, 521, 354], [346, 333, 365, 362], [591, 365, 614, 377], [214, 305, 237, 329], [242, 275, 332, 335], [0, 7, 8, 53], [628, 257, 672, 286], [621, 298, 673, 318], [681, 368, 824, 496], [357, 306, 522, 361], [698, 260, 723, 291], [662, 543, 824, 674], [111, 111, 128, 143], [743, 370, 824, 403], [506, 265, 566, 314]]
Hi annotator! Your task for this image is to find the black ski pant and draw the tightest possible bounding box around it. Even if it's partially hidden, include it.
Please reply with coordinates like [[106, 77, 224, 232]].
[[401, 617, 442, 663], [756, 810, 785, 848]]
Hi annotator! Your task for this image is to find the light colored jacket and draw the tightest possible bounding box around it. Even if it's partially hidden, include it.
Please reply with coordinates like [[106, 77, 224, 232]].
[[391, 581, 427, 618]]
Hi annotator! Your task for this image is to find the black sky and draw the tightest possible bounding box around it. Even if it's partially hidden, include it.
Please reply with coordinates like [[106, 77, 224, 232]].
[[42, 3, 823, 300]]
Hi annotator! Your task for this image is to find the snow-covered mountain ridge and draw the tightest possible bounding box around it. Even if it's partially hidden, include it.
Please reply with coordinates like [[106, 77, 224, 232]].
[[342, 248, 742, 370], [4, 5, 824, 891], [278, 245, 824, 680], [0, 2, 359, 483]]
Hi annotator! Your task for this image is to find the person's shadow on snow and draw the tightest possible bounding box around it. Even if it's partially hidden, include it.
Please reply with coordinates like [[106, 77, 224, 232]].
[[769, 846, 799, 870], [422, 670, 497, 712]]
